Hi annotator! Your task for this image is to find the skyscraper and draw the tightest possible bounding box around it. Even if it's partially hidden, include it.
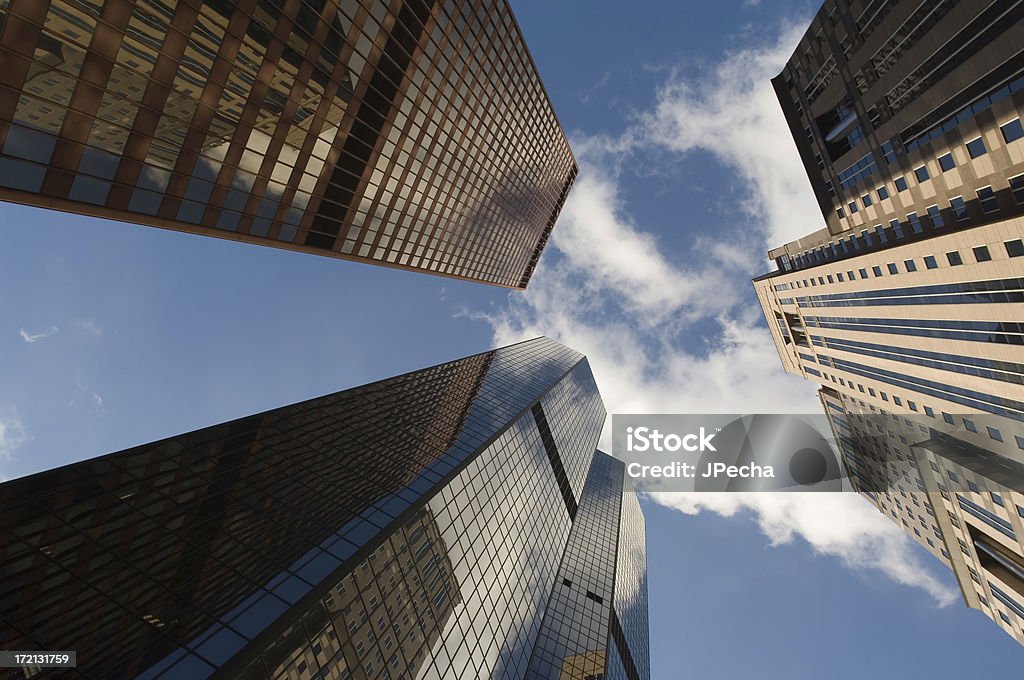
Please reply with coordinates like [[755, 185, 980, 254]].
[[0, 337, 649, 679], [755, 0, 1024, 644], [0, 0, 576, 288]]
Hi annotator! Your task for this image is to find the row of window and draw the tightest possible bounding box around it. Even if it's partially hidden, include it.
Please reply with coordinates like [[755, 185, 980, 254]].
[[774, 242, 1024, 296]]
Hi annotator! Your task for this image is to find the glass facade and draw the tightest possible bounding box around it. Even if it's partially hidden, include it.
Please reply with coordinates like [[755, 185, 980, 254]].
[[0, 337, 649, 679], [0, 0, 577, 288]]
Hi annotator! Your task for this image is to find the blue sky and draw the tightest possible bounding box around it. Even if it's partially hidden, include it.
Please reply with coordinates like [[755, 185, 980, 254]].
[[2, 0, 1023, 674]]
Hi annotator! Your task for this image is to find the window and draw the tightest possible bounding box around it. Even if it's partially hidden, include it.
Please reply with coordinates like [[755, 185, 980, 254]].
[[907, 212, 922, 233], [1018, 435, 1024, 450], [889, 218, 904, 238], [963, 418, 977, 433], [968, 480, 981, 493], [827, 274, 834, 283], [836, 207, 845, 218], [978, 186, 998, 213], [988, 426, 1003, 442], [862, 193, 873, 207], [1001, 118, 1024, 143], [1005, 239, 1024, 257], [872, 265, 883, 277], [993, 493, 1005, 507], [894, 176, 908, 192], [950, 196, 968, 220], [914, 165, 929, 182], [973, 245, 991, 262], [938, 153, 955, 171], [848, 201, 858, 213], [875, 225, 887, 242], [908, 401, 917, 411], [847, 270, 855, 280], [1010, 175, 1024, 204], [927, 205, 944, 227], [859, 268, 868, 278], [837, 272, 844, 282], [887, 262, 898, 274], [942, 412, 954, 424], [877, 185, 889, 200], [924, 406, 934, 417], [966, 137, 987, 158], [947, 470, 959, 482], [904, 259, 916, 272], [946, 251, 962, 266], [893, 396, 902, 406]]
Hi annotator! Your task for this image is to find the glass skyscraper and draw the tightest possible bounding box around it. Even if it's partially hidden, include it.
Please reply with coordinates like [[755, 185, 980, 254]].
[[0, 337, 649, 679], [0, 0, 576, 287], [755, 0, 1024, 645]]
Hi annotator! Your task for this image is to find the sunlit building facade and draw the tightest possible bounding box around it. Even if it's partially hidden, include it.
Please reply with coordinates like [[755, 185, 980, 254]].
[[755, 0, 1024, 645], [0, 337, 649, 679], [0, 0, 576, 287]]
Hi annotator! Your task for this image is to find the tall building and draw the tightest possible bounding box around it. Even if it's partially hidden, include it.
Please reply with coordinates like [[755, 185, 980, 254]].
[[0, 337, 649, 680], [0, 0, 576, 288], [755, 0, 1024, 644]]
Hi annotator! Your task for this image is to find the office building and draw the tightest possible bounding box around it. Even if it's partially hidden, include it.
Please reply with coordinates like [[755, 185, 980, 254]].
[[0, 337, 649, 679], [755, 0, 1024, 644], [0, 0, 576, 287]]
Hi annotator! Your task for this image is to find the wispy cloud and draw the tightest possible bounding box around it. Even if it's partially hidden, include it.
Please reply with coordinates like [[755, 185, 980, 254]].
[[79, 319, 103, 336], [19, 326, 58, 343], [472, 21, 958, 605], [92, 392, 104, 413], [0, 406, 30, 479]]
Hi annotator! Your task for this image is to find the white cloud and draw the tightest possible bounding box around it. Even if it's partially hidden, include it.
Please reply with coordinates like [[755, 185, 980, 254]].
[[92, 392, 104, 413], [0, 406, 29, 467], [472, 22, 958, 606], [79, 319, 103, 336], [19, 326, 58, 343]]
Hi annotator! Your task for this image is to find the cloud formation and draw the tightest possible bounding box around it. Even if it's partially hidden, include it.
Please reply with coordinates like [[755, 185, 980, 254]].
[[0, 406, 29, 480], [79, 319, 103, 336], [473, 22, 958, 605], [19, 326, 58, 343]]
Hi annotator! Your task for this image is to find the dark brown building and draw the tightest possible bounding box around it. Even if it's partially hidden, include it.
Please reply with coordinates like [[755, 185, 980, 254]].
[[0, 0, 576, 287], [767, 0, 1024, 273]]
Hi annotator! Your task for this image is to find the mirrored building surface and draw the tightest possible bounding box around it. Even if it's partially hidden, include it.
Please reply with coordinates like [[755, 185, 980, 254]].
[[0, 0, 576, 287], [0, 337, 649, 679]]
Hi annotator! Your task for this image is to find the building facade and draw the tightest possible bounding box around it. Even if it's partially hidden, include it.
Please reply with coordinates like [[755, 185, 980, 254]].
[[756, 0, 1024, 645], [0, 0, 576, 287], [0, 337, 649, 679]]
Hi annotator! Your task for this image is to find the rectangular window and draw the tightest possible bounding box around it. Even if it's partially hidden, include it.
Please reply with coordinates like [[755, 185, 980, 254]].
[[907, 213, 922, 233], [904, 259, 917, 272], [914, 165, 929, 182], [836, 207, 845, 218], [1010, 175, 1024, 204], [872, 265, 883, 277], [859, 268, 868, 279], [946, 251, 963, 266], [847, 270, 855, 280], [973, 245, 991, 262], [963, 418, 977, 433], [978, 186, 998, 213], [894, 176, 908, 192], [1004, 239, 1024, 257], [942, 412, 954, 424], [927, 205, 944, 227], [875, 225, 887, 242], [889, 218, 903, 238], [861, 193, 872, 207], [1001, 118, 1024, 143], [987, 426, 1003, 442], [938, 153, 955, 171], [950, 196, 968, 220], [887, 262, 897, 274], [967, 137, 987, 158], [877, 185, 889, 200], [848, 201, 858, 213], [893, 396, 902, 406], [923, 255, 937, 269], [837, 272, 844, 282]]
